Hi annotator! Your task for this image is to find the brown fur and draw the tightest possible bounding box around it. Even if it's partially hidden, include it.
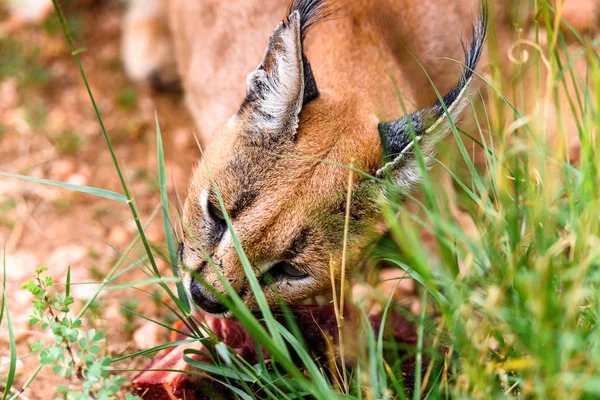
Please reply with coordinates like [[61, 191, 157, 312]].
[[168, 0, 480, 142], [118, 0, 596, 316]]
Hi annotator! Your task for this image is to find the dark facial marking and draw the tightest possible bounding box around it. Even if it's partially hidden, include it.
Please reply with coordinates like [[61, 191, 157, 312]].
[[332, 180, 378, 223], [224, 153, 264, 218], [282, 227, 312, 260], [206, 197, 227, 242]]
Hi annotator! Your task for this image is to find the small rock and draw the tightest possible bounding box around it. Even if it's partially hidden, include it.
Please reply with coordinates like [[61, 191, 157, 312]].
[[560, 0, 598, 34], [12, 287, 33, 308], [68, 268, 96, 301], [352, 269, 417, 315], [107, 226, 130, 247], [0, 356, 24, 375], [66, 173, 88, 187], [104, 303, 126, 326], [47, 245, 88, 277], [0, 79, 19, 111], [409, 301, 421, 315], [133, 322, 164, 350], [489, 337, 500, 352], [378, 268, 416, 299], [50, 160, 76, 181], [2, 252, 39, 282]]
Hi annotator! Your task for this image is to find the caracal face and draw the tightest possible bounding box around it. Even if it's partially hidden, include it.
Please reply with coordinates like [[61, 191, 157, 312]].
[[176, 0, 486, 317], [180, 96, 383, 315]]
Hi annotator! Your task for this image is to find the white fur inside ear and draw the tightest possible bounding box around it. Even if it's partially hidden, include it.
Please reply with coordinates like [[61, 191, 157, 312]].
[[245, 12, 304, 134]]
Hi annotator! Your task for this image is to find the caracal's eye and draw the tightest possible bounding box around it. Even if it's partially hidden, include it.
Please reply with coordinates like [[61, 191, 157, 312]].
[[207, 200, 227, 239], [207, 200, 225, 221], [272, 262, 309, 279]]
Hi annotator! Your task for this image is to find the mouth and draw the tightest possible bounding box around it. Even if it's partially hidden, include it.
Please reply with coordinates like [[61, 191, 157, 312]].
[[189, 280, 247, 318], [188, 278, 229, 315], [192, 293, 229, 315]]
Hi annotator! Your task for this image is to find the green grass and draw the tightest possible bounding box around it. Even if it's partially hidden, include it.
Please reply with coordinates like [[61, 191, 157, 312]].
[[0, 36, 50, 87], [0, 199, 16, 229], [116, 86, 139, 111], [1, 0, 600, 399], [1, 249, 17, 400], [119, 298, 141, 335], [52, 128, 86, 156]]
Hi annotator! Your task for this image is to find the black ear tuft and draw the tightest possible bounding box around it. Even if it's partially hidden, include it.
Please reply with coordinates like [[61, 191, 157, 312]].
[[287, 0, 335, 40], [287, 0, 337, 105]]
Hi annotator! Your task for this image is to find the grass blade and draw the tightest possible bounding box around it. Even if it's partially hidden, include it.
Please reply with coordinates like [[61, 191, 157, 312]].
[[0, 247, 5, 325], [65, 265, 71, 298], [183, 350, 256, 382], [2, 247, 16, 400], [7, 365, 43, 400], [1, 292, 17, 400], [197, 147, 289, 357], [111, 339, 199, 363], [49, 0, 185, 311], [76, 230, 143, 320], [156, 113, 190, 313], [413, 291, 427, 400], [0, 172, 127, 203], [101, 276, 180, 291]]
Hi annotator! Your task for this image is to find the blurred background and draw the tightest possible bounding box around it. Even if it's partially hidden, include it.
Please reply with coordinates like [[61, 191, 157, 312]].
[[0, 0, 199, 394]]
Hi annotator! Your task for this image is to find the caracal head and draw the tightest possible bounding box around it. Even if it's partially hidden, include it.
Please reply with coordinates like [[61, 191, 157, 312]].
[[179, 0, 487, 317]]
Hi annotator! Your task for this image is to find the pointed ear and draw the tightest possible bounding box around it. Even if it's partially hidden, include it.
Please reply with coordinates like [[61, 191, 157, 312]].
[[241, 11, 307, 140], [377, 12, 487, 191]]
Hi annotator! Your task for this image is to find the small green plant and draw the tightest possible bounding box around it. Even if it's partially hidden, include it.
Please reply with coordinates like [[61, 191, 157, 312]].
[[53, 128, 86, 156], [0, 37, 51, 89], [119, 298, 140, 335], [0, 199, 16, 229], [24, 98, 48, 131], [21, 266, 141, 400], [115, 86, 139, 111], [42, 13, 82, 41], [51, 197, 74, 213]]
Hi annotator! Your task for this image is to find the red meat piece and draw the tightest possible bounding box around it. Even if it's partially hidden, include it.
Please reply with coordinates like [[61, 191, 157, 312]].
[[132, 305, 418, 399]]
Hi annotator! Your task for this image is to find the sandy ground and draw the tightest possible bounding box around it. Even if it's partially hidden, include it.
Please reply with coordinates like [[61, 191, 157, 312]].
[[0, 1, 200, 397]]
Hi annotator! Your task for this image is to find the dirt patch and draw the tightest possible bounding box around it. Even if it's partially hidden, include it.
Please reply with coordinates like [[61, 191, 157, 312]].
[[0, 1, 198, 397]]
